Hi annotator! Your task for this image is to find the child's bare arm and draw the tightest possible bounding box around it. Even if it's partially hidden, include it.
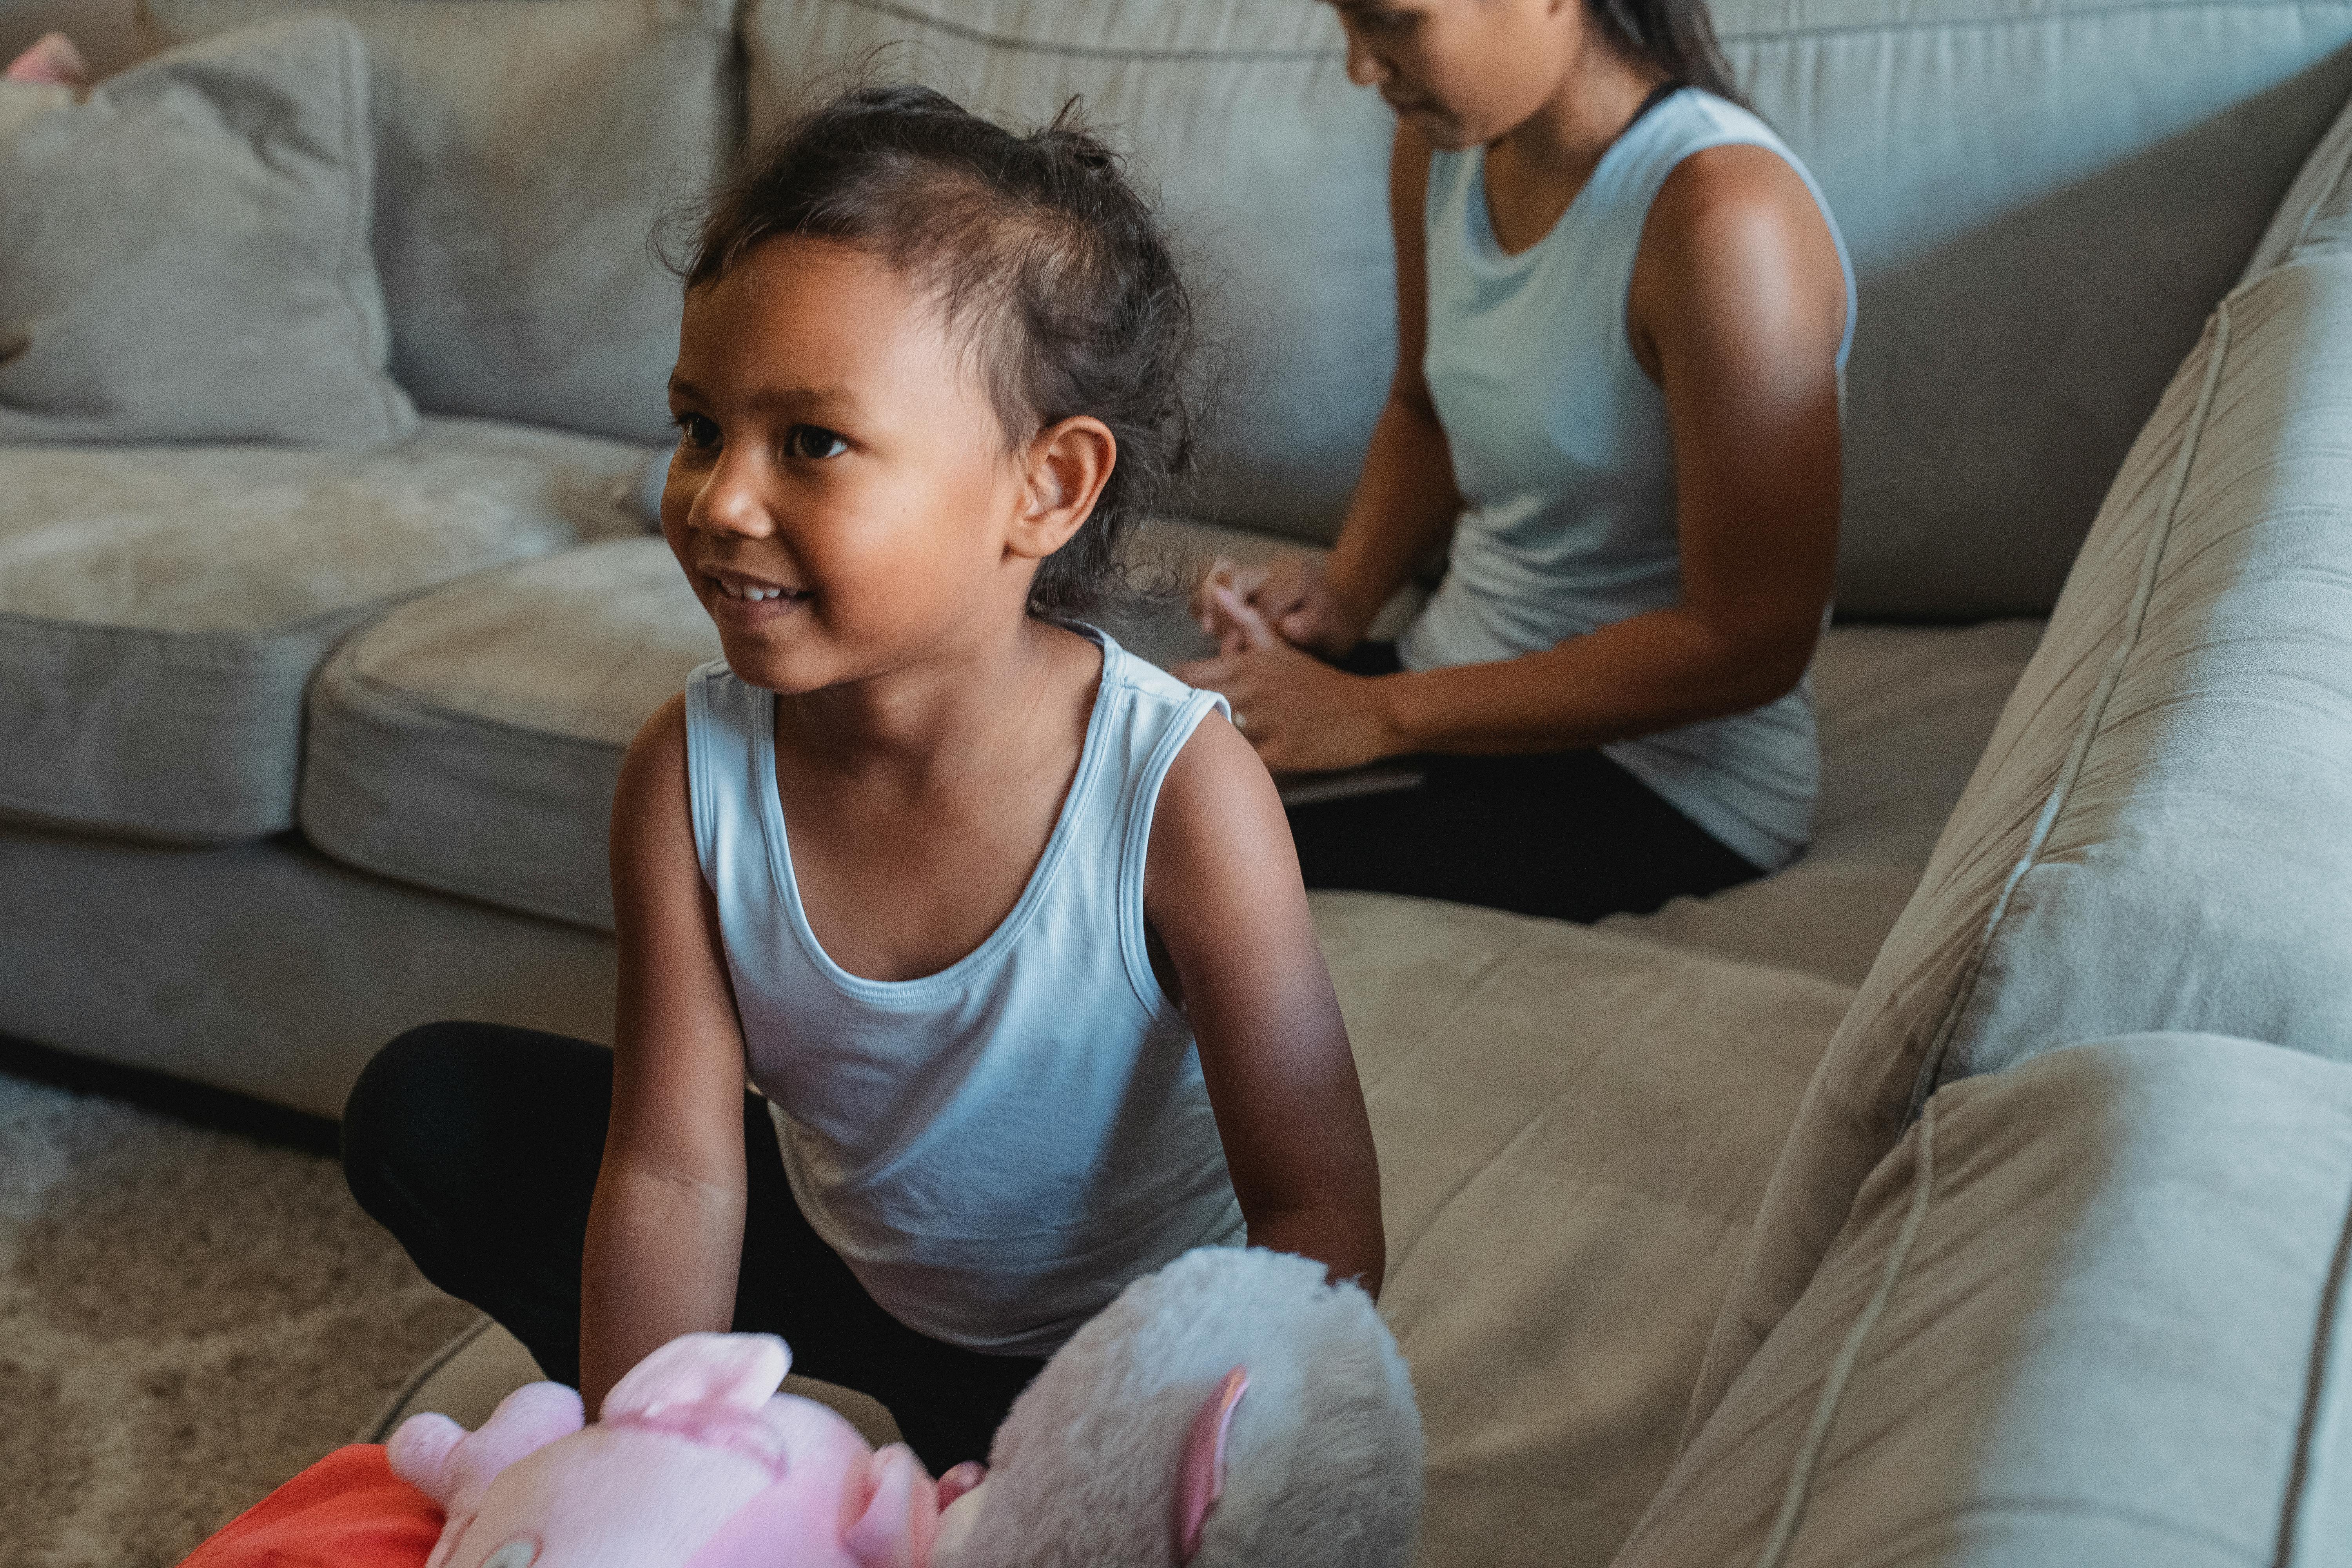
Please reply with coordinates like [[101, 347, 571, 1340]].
[[1145, 712, 1385, 1296], [581, 694, 754, 1414]]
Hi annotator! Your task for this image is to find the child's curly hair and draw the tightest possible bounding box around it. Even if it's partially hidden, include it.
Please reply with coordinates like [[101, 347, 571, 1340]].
[[681, 83, 1203, 621]]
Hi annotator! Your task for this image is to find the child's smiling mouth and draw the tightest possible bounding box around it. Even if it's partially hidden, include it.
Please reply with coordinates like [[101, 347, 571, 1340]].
[[704, 568, 811, 623]]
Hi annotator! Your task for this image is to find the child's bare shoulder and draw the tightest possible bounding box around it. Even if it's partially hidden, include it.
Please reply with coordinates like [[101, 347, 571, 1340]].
[[1147, 707, 1290, 897], [612, 692, 691, 837]]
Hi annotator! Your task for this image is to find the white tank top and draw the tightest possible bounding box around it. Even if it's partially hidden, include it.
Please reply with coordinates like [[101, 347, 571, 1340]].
[[1397, 88, 1857, 871], [683, 628, 1245, 1357]]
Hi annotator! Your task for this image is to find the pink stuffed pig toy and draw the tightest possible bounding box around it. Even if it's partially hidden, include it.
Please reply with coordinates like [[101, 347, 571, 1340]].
[[388, 1332, 967, 1568], [387, 1247, 1421, 1568]]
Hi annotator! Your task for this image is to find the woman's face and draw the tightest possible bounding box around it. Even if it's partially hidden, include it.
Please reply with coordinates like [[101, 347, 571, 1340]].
[[1327, 0, 1584, 149]]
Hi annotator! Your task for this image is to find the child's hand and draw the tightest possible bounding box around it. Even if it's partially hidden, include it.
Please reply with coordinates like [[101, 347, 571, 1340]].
[[1193, 554, 1362, 660]]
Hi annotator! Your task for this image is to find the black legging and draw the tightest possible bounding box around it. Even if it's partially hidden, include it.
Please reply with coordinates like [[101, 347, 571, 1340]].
[[342, 1023, 1042, 1472], [1284, 642, 1765, 922]]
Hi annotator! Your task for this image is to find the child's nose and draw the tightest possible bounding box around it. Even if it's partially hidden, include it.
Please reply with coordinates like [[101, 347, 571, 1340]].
[[1343, 31, 1389, 89], [689, 456, 777, 539]]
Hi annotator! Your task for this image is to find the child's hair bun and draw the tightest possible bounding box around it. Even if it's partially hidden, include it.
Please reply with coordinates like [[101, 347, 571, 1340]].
[[679, 83, 1209, 622]]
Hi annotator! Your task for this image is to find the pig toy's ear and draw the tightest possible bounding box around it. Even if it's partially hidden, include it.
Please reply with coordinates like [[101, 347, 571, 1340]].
[[1174, 1368, 1249, 1564], [389, 1382, 585, 1512], [844, 1443, 940, 1568], [602, 1332, 789, 1422]]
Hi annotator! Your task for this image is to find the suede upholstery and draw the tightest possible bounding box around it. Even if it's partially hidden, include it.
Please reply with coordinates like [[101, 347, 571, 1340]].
[[8, 6, 2352, 1565], [1690, 114, 2352, 1435], [138, 0, 739, 444], [1622, 1035, 2352, 1567], [0, 419, 645, 841], [0, 17, 414, 446]]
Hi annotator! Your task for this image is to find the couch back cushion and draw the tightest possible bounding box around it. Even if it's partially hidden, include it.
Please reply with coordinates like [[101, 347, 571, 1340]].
[[746, 0, 2352, 617], [1683, 109, 2352, 1433], [1617, 1034, 2352, 1566], [1725, 0, 2352, 618], [139, 0, 737, 444], [0, 16, 415, 447], [740, 0, 1396, 544]]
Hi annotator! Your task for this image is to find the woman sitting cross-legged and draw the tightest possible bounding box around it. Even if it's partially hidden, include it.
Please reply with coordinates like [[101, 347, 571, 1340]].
[[1179, 0, 1854, 924]]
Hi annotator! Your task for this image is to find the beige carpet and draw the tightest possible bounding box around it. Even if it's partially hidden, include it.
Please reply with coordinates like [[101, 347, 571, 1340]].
[[2, 1070, 477, 1568]]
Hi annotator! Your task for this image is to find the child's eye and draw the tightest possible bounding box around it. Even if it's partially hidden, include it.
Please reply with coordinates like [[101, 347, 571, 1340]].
[[672, 413, 719, 451], [784, 425, 849, 461]]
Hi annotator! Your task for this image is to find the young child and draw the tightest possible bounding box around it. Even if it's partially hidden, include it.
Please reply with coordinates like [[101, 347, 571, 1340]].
[[342, 85, 1384, 1475]]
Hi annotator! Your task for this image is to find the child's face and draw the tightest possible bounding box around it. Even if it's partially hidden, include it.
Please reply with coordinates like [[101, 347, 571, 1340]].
[[662, 237, 1034, 695]]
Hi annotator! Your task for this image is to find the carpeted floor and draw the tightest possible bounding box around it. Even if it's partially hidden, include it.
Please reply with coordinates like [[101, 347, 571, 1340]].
[[2, 1069, 478, 1567]]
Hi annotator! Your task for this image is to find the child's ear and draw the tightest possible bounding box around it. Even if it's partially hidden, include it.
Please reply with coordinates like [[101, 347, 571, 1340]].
[[1007, 416, 1117, 564]]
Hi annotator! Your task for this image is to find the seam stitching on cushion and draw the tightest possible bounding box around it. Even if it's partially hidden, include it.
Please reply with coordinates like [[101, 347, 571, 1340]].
[[325, 651, 651, 755], [817, 0, 1337, 60], [1902, 297, 2234, 1123], [1755, 1096, 1939, 1568], [2275, 1164, 2352, 1565], [1720, 0, 2352, 43], [2285, 125, 2352, 270]]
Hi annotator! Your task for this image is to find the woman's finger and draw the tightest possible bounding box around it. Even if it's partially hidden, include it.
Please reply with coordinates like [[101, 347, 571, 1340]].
[[1191, 556, 1245, 624], [1249, 556, 1315, 622], [1210, 586, 1283, 653]]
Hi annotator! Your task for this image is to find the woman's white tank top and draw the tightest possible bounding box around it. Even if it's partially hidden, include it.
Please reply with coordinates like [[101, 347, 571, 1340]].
[[683, 628, 1244, 1357], [1398, 88, 1857, 871]]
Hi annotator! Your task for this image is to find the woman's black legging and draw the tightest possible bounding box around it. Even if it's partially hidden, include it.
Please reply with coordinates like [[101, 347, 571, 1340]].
[[1283, 642, 1766, 922], [341, 1022, 1042, 1472]]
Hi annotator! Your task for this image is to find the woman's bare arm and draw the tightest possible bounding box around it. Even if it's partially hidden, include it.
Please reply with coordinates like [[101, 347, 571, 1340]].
[[1143, 713, 1385, 1294], [1185, 144, 1845, 772], [581, 693, 755, 1414], [1319, 125, 1463, 635]]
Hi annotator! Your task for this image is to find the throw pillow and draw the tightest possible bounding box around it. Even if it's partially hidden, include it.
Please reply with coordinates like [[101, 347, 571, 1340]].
[[0, 15, 415, 446]]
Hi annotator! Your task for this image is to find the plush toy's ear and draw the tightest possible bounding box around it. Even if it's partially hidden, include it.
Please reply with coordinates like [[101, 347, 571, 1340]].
[[602, 1332, 789, 1422], [389, 1383, 584, 1511], [844, 1443, 939, 1568], [936, 1462, 987, 1512], [1174, 1368, 1249, 1564]]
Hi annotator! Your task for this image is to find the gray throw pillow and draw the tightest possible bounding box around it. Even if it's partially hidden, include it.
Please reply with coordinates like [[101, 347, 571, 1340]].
[[0, 15, 415, 446]]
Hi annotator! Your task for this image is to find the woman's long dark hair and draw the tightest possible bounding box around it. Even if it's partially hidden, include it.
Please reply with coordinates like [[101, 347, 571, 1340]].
[[1588, 0, 1749, 110]]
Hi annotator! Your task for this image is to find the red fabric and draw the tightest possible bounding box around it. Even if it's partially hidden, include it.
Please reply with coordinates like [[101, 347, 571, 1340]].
[[180, 1445, 444, 1568]]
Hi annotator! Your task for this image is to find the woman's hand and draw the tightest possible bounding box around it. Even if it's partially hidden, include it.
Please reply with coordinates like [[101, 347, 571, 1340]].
[[1177, 588, 1402, 773], [1193, 554, 1368, 661]]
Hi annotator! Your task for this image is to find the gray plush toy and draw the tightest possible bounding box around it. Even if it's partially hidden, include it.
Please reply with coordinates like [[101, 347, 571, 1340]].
[[933, 1247, 1423, 1568]]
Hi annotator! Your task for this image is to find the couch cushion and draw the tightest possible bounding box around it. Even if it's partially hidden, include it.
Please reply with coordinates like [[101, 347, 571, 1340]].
[[301, 535, 719, 926], [740, 0, 1396, 546], [139, 0, 737, 445], [1619, 1034, 2352, 1567], [1716, 0, 2352, 619], [1688, 231, 2352, 1433], [0, 417, 646, 842], [0, 822, 623, 1120], [0, 16, 414, 446], [1319, 897, 1856, 1568], [1604, 620, 2044, 987]]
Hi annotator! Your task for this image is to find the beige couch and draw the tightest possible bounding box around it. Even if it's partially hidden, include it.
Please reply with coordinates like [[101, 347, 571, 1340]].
[[11, 0, 2352, 1561]]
